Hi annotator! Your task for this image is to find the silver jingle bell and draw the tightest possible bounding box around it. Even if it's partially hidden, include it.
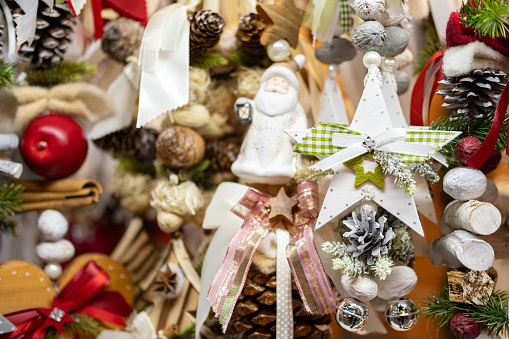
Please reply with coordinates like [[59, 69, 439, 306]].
[[385, 298, 419, 331], [335, 298, 369, 332]]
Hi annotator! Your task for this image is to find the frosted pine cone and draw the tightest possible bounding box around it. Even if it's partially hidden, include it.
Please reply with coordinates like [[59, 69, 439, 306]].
[[343, 210, 395, 265]]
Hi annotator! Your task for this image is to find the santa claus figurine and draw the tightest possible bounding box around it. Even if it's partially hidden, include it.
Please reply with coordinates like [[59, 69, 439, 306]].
[[232, 55, 308, 185]]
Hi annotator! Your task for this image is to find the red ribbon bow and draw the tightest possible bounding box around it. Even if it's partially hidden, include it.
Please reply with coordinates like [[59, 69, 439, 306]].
[[1, 261, 132, 339]]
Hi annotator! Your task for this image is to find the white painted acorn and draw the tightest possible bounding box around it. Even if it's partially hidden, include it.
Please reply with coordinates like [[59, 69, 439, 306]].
[[341, 275, 378, 301], [37, 209, 69, 241], [36, 239, 75, 263], [375, 266, 417, 300]]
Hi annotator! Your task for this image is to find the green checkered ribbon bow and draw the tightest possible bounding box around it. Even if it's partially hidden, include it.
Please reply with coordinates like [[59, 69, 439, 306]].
[[339, 0, 353, 32], [294, 123, 460, 166]]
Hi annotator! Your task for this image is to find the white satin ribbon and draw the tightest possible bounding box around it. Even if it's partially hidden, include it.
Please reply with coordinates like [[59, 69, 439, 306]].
[[312, 128, 436, 172], [137, 4, 189, 127]]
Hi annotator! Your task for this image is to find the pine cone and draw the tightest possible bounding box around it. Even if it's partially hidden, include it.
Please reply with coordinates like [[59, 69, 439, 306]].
[[237, 13, 266, 56], [438, 69, 508, 120], [92, 124, 159, 161], [9, 1, 75, 68], [343, 210, 395, 265], [188, 10, 225, 54], [226, 265, 332, 338], [102, 17, 144, 63], [205, 135, 242, 172]]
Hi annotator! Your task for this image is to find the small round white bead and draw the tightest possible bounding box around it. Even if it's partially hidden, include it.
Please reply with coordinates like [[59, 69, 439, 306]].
[[267, 40, 291, 62], [44, 263, 63, 280], [363, 51, 382, 68], [381, 57, 398, 73], [327, 64, 339, 78]]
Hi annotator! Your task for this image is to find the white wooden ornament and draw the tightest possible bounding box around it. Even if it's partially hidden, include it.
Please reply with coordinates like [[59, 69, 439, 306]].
[[429, 230, 494, 271], [37, 209, 69, 241], [478, 179, 498, 204], [443, 200, 501, 235], [317, 78, 349, 125], [0, 314, 16, 335], [35, 239, 75, 263]]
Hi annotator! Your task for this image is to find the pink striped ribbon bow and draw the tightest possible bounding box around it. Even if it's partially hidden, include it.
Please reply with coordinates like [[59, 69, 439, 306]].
[[207, 181, 337, 332]]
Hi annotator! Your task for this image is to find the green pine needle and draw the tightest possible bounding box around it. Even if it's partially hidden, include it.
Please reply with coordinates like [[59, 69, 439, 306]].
[[25, 60, 97, 87], [0, 183, 24, 235], [414, 40, 443, 75], [429, 113, 508, 156], [422, 289, 509, 336], [0, 60, 17, 88], [190, 52, 228, 69], [44, 313, 103, 338], [460, 0, 509, 39], [229, 50, 272, 69], [176, 323, 196, 339]]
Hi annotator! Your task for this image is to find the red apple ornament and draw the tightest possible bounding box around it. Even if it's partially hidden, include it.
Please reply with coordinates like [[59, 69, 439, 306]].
[[20, 114, 88, 179]]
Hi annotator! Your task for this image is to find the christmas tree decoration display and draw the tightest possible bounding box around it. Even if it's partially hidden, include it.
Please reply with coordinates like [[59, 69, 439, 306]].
[[289, 59, 459, 236]]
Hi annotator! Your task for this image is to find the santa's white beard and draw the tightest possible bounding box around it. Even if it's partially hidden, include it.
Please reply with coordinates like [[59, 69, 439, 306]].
[[254, 85, 298, 116]]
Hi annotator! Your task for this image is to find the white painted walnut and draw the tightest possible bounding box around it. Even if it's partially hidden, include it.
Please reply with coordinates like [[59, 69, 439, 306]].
[[36, 239, 75, 263]]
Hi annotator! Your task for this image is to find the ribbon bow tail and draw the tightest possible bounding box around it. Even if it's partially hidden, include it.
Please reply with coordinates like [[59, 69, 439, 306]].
[[287, 182, 337, 315], [207, 189, 275, 333]]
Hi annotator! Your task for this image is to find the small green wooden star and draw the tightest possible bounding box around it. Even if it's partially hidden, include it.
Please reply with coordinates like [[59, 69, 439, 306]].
[[343, 154, 384, 189]]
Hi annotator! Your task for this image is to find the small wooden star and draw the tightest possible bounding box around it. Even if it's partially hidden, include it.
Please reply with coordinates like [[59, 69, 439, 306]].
[[268, 187, 297, 223], [154, 264, 177, 294], [343, 154, 385, 189], [256, 0, 305, 48]]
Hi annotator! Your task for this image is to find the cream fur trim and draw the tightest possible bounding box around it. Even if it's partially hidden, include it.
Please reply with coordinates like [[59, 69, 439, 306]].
[[443, 41, 509, 77]]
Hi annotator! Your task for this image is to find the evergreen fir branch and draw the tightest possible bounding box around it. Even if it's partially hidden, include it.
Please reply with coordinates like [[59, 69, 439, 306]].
[[25, 60, 97, 87], [429, 113, 508, 156], [118, 157, 156, 177], [65, 313, 103, 337], [44, 328, 59, 339], [0, 60, 17, 88], [0, 183, 24, 235], [414, 40, 443, 75], [190, 52, 228, 69], [229, 50, 271, 69], [422, 289, 509, 336], [176, 322, 196, 339], [460, 0, 509, 39]]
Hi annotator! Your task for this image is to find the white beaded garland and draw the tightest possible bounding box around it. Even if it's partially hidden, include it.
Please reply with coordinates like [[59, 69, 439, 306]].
[[381, 57, 397, 73], [363, 51, 382, 68], [44, 263, 63, 280], [266, 40, 291, 62]]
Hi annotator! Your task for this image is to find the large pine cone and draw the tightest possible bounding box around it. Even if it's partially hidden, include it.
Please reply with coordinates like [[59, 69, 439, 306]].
[[237, 13, 266, 56], [188, 10, 225, 54], [101, 17, 144, 63], [438, 69, 508, 120], [93, 124, 159, 161], [227, 266, 332, 339], [9, 1, 75, 68], [205, 135, 242, 172], [155, 126, 205, 169]]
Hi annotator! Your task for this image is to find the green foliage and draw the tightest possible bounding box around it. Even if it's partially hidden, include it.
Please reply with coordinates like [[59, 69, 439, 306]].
[[0, 183, 24, 235], [388, 227, 415, 265], [25, 60, 97, 87], [422, 289, 509, 336], [176, 323, 196, 339], [0, 60, 16, 88], [229, 50, 271, 69], [44, 313, 103, 339], [460, 0, 509, 39], [429, 113, 508, 156], [118, 157, 156, 177], [190, 52, 228, 69], [54, 0, 66, 4], [414, 40, 443, 75]]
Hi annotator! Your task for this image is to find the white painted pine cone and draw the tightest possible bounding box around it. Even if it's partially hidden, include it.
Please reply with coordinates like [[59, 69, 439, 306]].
[[37, 210, 69, 241], [36, 239, 75, 263]]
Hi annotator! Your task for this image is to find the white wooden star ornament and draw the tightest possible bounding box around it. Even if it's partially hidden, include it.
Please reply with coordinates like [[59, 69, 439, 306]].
[[287, 62, 460, 236]]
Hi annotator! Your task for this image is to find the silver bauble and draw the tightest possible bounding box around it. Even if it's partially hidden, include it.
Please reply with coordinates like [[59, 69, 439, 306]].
[[385, 298, 419, 331], [335, 298, 369, 332]]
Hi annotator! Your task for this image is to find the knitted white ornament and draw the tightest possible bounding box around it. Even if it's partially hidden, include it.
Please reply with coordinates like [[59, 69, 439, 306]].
[[354, 0, 385, 21]]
